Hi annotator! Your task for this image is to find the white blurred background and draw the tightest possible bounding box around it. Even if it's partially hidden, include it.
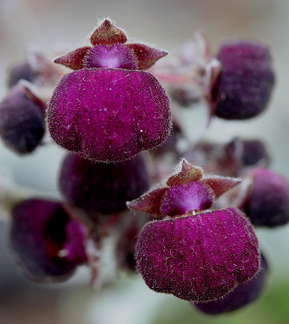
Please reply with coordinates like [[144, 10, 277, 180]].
[[1, 1, 289, 323]]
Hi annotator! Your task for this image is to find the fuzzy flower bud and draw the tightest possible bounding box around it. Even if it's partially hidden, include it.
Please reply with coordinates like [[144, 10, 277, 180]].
[[211, 39, 275, 120], [136, 207, 260, 302], [59, 152, 150, 219], [0, 85, 46, 154]]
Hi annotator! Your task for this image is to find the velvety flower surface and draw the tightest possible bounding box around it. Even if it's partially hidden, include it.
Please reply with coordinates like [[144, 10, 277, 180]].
[[48, 19, 171, 163], [0, 85, 46, 154], [9, 199, 87, 282], [59, 152, 150, 216], [48, 68, 170, 162], [136, 207, 260, 302], [241, 168, 289, 227], [211, 39, 275, 120], [194, 252, 268, 314]]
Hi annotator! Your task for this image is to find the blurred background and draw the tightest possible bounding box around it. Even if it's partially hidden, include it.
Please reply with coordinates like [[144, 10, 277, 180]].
[[1, 0, 289, 323]]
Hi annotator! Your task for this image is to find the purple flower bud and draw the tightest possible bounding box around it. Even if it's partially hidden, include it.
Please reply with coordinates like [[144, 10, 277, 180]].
[[8, 199, 87, 282], [7, 62, 37, 88], [0, 85, 45, 154], [212, 39, 275, 120], [48, 68, 171, 163], [59, 152, 150, 217], [225, 137, 270, 169], [194, 252, 268, 314], [136, 207, 260, 302], [241, 168, 289, 227]]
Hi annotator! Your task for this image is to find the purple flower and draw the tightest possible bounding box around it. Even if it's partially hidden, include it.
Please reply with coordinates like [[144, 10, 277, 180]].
[[59, 152, 150, 219], [241, 168, 289, 227], [211, 39, 275, 120], [47, 19, 171, 163], [0, 85, 46, 154], [194, 252, 268, 314], [136, 207, 260, 302], [8, 198, 87, 282]]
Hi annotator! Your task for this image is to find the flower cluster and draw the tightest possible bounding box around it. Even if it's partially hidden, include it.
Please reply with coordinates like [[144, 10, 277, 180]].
[[0, 17, 287, 318]]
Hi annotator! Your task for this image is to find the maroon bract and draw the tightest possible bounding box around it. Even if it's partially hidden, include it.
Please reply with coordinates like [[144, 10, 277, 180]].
[[48, 19, 171, 163], [211, 39, 275, 120], [136, 207, 260, 302], [8, 199, 87, 282]]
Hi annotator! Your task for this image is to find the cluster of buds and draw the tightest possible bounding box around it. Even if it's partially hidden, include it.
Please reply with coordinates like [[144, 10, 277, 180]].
[[0, 17, 287, 318]]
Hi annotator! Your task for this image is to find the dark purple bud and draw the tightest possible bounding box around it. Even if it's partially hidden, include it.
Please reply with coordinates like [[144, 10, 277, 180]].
[[59, 152, 150, 218], [0, 85, 45, 154], [212, 39, 275, 120], [194, 252, 268, 314], [7, 62, 37, 88], [84, 44, 137, 70], [48, 68, 171, 163], [241, 168, 289, 227], [136, 207, 260, 302], [8, 199, 87, 282], [225, 137, 270, 169]]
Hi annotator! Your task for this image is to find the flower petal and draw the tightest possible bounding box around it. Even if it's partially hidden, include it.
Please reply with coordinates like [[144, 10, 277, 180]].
[[136, 207, 260, 302], [48, 68, 171, 163], [160, 182, 214, 216]]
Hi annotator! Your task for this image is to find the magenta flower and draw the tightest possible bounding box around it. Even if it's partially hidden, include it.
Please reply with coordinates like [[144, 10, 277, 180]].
[[136, 207, 260, 302], [47, 19, 171, 163]]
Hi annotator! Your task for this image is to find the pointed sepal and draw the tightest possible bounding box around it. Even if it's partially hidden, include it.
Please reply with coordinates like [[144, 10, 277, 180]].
[[201, 176, 241, 198], [90, 19, 127, 46], [126, 43, 168, 70], [54, 46, 92, 70], [127, 187, 168, 219], [166, 159, 203, 187]]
